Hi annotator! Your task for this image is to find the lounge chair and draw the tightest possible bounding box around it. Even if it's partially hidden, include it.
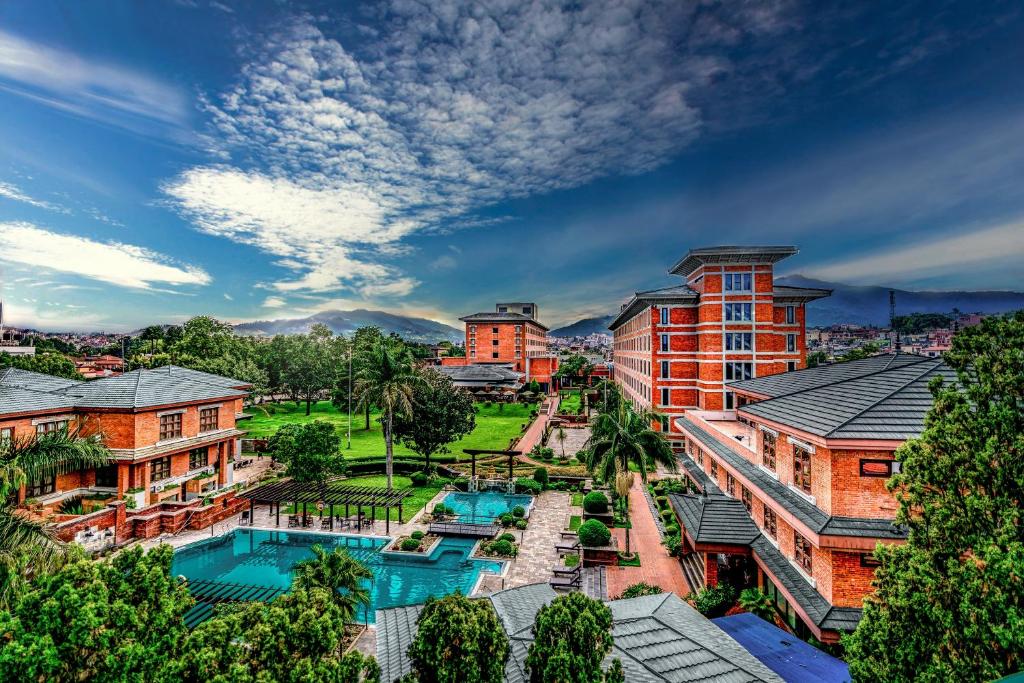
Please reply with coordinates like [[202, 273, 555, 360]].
[[553, 565, 581, 577], [555, 539, 580, 554], [549, 573, 581, 589]]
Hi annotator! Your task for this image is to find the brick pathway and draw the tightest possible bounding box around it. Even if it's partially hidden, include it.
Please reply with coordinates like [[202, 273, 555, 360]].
[[605, 476, 691, 599], [505, 490, 570, 588], [513, 395, 560, 454]]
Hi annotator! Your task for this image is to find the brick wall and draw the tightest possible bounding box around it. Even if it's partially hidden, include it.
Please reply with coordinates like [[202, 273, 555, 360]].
[[829, 447, 900, 519]]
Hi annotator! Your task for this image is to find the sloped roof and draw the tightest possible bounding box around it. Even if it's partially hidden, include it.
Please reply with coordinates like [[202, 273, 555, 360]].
[[609, 284, 699, 331], [150, 364, 252, 389], [734, 354, 955, 439], [770, 285, 832, 303], [669, 246, 798, 277], [460, 312, 549, 330], [729, 354, 928, 399], [376, 585, 783, 683], [0, 367, 82, 391], [669, 493, 761, 547], [436, 363, 524, 387], [676, 454, 722, 495], [713, 613, 851, 683], [64, 369, 246, 409], [0, 385, 80, 416]]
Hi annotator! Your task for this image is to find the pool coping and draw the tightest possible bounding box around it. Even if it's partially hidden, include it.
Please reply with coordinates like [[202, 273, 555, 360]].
[[441, 491, 537, 523]]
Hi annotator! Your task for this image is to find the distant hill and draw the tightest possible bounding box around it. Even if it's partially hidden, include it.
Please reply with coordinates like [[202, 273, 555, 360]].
[[550, 315, 615, 337], [551, 278, 1024, 332], [234, 309, 463, 343]]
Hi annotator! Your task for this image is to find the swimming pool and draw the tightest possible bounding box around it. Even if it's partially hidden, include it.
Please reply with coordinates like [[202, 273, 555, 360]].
[[172, 529, 503, 624], [442, 491, 534, 523]]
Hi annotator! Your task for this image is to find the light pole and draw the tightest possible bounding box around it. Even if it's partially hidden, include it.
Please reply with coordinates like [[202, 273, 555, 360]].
[[347, 345, 353, 449]]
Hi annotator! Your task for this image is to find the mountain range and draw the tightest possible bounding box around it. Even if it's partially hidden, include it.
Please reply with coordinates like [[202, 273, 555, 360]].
[[547, 276, 1024, 335], [234, 309, 463, 343]]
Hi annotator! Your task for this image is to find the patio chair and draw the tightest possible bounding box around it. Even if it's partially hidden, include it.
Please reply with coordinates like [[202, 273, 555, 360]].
[[240, 510, 250, 526], [321, 517, 332, 530], [287, 515, 299, 528]]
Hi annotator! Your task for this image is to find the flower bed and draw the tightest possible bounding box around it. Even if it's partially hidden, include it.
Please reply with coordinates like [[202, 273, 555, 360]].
[[383, 532, 442, 555]]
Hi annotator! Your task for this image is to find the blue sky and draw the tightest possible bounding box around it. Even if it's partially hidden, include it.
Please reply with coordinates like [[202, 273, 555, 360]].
[[0, 0, 1022, 332]]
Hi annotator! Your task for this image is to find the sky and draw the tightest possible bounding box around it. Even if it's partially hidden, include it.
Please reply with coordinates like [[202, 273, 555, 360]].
[[0, 0, 1022, 332]]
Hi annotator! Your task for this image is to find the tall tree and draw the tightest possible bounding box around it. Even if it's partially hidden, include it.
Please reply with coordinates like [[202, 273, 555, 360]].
[[844, 312, 1024, 682], [292, 544, 372, 623], [526, 592, 621, 683], [0, 351, 80, 380], [584, 404, 676, 555], [266, 421, 346, 487], [351, 326, 385, 430], [282, 324, 341, 415], [354, 341, 423, 489], [393, 369, 476, 472], [406, 592, 509, 683]]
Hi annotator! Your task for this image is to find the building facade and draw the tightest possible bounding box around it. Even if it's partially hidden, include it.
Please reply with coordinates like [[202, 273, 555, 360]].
[[668, 353, 951, 643], [609, 246, 830, 435]]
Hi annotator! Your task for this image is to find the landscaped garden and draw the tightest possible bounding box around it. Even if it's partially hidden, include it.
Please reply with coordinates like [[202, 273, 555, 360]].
[[558, 389, 582, 414]]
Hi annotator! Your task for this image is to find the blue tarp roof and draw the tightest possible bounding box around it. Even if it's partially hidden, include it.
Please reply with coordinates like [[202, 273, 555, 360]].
[[713, 613, 851, 683]]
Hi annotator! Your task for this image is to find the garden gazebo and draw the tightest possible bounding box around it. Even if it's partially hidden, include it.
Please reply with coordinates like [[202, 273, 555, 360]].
[[238, 480, 412, 534]]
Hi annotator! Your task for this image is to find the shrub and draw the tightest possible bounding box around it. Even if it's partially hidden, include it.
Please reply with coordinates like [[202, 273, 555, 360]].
[[515, 478, 542, 495], [401, 538, 421, 552], [619, 582, 664, 599], [497, 533, 517, 543], [533, 467, 549, 488], [583, 491, 609, 514], [410, 471, 429, 487], [689, 584, 736, 618], [488, 539, 517, 557], [578, 519, 611, 548], [660, 509, 674, 522], [407, 593, 509, 682], [655, 495, 668, 507], [411, 530, 425, 540], [432, 503, 452, 518], [739, 588, 776, 622], [498, 513, 515, 527], [511, 505, 526, 518], [515, 519, 528, 530], [664, 522, 679, 536], [664, 535, 682, 557]]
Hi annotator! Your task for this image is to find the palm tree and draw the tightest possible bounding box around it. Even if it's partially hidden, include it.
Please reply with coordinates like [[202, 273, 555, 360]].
[[555, 425, 567, 459], [292, 544, 372, 622], [0, 426, 111, 605], [353, 341, 423, 489], [583, 404, 676, 556]]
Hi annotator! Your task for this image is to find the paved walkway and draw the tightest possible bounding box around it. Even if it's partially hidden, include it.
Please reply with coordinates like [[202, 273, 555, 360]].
[[605, 476, 691, 599], [504, 490, 570, 589], [513, 395, 560, 455]]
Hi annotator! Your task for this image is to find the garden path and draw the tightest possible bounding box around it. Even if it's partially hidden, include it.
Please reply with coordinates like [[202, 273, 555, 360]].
[[477, 490, 570, 591]]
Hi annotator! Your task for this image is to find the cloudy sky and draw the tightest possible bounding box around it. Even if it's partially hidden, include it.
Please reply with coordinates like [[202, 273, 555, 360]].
[[0, 0, 1022, 331]]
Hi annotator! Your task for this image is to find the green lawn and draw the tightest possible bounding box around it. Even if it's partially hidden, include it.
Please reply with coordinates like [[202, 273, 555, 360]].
[[570, 492, 584, 507], [558, 390, 582, 413], [568, 515, 582, 532], [242, 400, 532, 460], [282, 475, 441, 523]]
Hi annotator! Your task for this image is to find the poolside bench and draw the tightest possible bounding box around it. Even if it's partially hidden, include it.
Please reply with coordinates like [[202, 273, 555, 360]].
[[555, 539, 580, 554], [549, 573, 582, 590], [553, 566, 580, 577]]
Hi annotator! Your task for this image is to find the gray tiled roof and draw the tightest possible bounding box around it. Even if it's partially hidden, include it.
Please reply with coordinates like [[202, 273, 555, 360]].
[[63, 369, 246, 409], [436, 363, 524, 387], [751, 535, 863, 633], [151, 365, 252, 388], [669, 493, 761, 547], [609, 285, 699, 330], [729, 354, 927, 399], [771, 285, 832, 302], [677, 454, 722, 495], [460, 312, 549, 330], [734, 354, 954, 439], [376, 584, 782, 683], [675, 417, 906, 541], [0, 385, 80, 416], [0, 367, 83, 391]]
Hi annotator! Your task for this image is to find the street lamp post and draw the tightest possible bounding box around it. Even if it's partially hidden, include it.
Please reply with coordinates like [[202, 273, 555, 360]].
[[347, 345, 353, 449]]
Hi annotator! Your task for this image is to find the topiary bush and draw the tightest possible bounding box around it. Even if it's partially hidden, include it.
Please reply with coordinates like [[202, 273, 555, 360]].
[[533, 467, 549, 488], [689, 584, 736, 618], [515, 519, 528, 530], [488, 539, 517, 557], [660, 509, 675, 522], [411, 530, 425, 540], [410, 471, 429, 487], [664, 535, 682, 557], [498, 513, 515, 527], [516, 478, 543, 495], [401, 538, 421, 552], [583, 491, 609, 514], [511, 505, 526, 518], [664, 522, 679, 536], [655, 495, 668, 507], [578, 519, 611, 547], [432, 503, 452, 519], [497, 533, 517, 543]]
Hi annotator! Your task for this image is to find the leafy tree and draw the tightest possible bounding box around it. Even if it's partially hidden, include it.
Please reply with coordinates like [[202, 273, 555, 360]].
[[527, 592, 617, 683], [806, 350, 828, 368], [406, 592, 509, 683], [266, 421, 346, 486], [617, 582, 663, 599], [892, 312, 952, 335], [337, 326, 387, 430], [0, 545, 191, 682], [0, 425, 110, 602], [292, 544, 372, 623], [844, 312, 1024, 682], [393, 368, 476, 472], [555, 354, 589, 387], [590, 380, 621, 416], [283, 324, 343, 415], [839, 341, 881, 362], [171, 586, 381, 682], [738, 588, 776, 622], [0, 351, 80, 379], [354, 341, 423, 489]]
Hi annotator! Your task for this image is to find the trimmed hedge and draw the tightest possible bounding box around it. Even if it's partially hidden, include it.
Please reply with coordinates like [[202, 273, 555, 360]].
[[400, 538, 421, 551], [515, 478, 543, 495], [515, 519, 528, 530], [497, 533, 517, 543], [578, 519, 611, 548], [583, 491, 609, 514], [411, 530, 425, 540], [533, 467, 549, 488], [410, 471, 429, 487], [488, 539, 517, 557], [511, 505, 526, 518]]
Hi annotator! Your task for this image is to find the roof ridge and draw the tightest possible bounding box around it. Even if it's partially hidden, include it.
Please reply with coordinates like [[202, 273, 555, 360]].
[[132, 370, 144, 408], [744, 354, 932, 404], [824, 358, 944, 437]]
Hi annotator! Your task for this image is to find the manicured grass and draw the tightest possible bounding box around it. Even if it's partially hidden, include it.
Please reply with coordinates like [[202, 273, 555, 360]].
[[558, 390, 582, 414], [568, 515, 582, 532], [564, 554, 580, 567], [570, 492, 584, 507], [617, 552, 641, 567], [282, 475, 441, 523], [243, 400, 532, 460]]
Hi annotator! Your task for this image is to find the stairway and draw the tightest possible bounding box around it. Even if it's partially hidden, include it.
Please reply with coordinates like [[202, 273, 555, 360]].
[[679, 552, 705, 593]]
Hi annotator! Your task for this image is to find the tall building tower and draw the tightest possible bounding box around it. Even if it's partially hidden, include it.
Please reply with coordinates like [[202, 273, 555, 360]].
[[609, 246, 830, 435], [456, 303, 559, 392]]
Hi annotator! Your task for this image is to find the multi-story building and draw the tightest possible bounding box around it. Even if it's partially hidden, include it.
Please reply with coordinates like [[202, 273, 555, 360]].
[[1, 364, 250, 512], [445, 302, 559, 392], [609, 246, 831, 434], [668, 353, 951, 643]]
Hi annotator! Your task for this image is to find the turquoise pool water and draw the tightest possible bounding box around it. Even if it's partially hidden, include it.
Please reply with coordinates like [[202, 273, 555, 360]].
[[172, 529, 503, 624], [442, 491, 533, 523]]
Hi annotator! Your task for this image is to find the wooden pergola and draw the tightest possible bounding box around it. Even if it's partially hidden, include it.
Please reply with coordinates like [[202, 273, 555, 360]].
[[239, 480, 412, 534], [463, 448, 522, 481]]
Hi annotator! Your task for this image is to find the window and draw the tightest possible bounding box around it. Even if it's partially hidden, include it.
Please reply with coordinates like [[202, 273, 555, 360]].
[[515, 351, 521, 358], [726, 472, 736, 497], [710, 460, 718, 480], [794, 532, 813, 573], [470, 350, 476, 358], [787, 361, 797, 372], [762, 431, 777, 470], [660, 307, 669, 325], [724, 303, 752, 321], [724, 272, 752, 291], [159, 413, 182, 441], [860, 459, 900, 477], [491, 352, 499, 359], [0, 427, 12, 443], [725, 332, 752, 351], [860, 553, 883, 568], [200, 407, 219, 432], [787, 334, 797, 353], [95, 464, 118, 488], [661, 387, 669, 406], [660, 334, 669, 352], [763, 507, 777, 538], [725, 362, 753, 381], [741, 486, 752, 513], [695, 449, 704, 467], [793, 446, 812, 494], [660, 360, 669, 378], [724, 391, 735, 409], [492, 327, 498, 334], [150, 456, 171, 482], [522, 306, 531, 314], [36, 420, 68, 436], [498, 306, 507, 313], [659, 415, 669, 431], [189, 447, 209, 470], [786, 306, 795, 324], [27, 472, 56, 498]]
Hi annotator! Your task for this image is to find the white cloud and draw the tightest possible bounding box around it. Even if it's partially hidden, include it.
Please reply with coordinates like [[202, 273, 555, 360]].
[[262, 296, 286, 308], [223, 293, 234, 301], [429, 254, 457, 271], [0, 222, 210, 290], [0, 28, 188, 130], [801, 220, 1024, 285], [0, 181, 68, 213]]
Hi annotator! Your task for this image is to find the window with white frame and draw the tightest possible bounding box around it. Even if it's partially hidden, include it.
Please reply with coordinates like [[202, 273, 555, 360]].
[[36, 419, 68, 436], [786, 306, 795, 324], [725, 332, 753, 351], [660, 307, 669, 325], [660, 334, 669, 352], [661, 387, 669, 406], [660, 360, 669, 378], [794, 532, 813, 574], [724, 391, 735, 409], [787, 334, 797, 353], [724, 303, 753, 321], [724, 273, 752, 292], [787, 361, 797, 372], [0, 427, 12, 443], [762, 431, 777, 469], [763, 507, 777, 538], [793, 445, 812, 494]]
